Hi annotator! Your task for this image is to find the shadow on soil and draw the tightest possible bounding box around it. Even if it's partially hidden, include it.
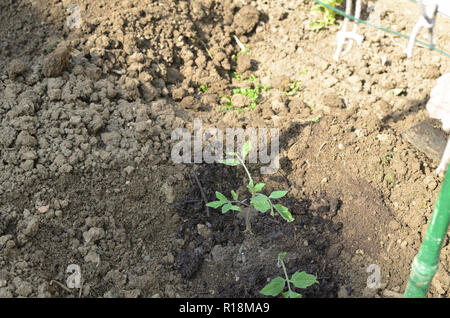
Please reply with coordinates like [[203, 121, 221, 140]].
[[173, 122, 350, 298]]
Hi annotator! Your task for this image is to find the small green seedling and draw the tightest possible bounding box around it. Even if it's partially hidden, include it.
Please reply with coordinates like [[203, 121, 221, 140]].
[[220, 75, 270, 111], [219, 96, 245, 113], [309, 0, 342, 30], [306, 116, 321, 123], [199, 84, 209, 92], [260, 252, 318, 298], [206, 141, 294, 233], [285, 80, 302, 96], [232, 87, 262, 110], [232, 73, 258, 82]]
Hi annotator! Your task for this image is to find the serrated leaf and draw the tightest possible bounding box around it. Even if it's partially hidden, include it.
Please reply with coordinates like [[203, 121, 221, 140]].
[[251, 195, 271, 213], [206, 201, 224, 209], [282, 290, 302, 298], [274, 204, 294, 222], [222, 203, 232, 214], [259, 277, 286, 297], [231, 190, 238, 200], [241, 140, 252, 159], [219, 158, 239, 166], [290, 272, 319, 289], [215, 191, 228, 202], [269, 190, 288, 199]]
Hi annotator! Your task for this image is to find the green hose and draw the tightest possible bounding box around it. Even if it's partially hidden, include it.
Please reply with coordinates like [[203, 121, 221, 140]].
[[404, 168, 450, 298]]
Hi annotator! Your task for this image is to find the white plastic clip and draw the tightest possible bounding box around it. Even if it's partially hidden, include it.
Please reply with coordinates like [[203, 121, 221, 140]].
[[404, 0, 438, 58], [334, 0, 364, 61]]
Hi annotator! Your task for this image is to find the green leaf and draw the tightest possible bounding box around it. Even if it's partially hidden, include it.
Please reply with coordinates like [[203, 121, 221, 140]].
[[219, 158, 239, 166], [274, 204, 294, 222], [254, 183, 265, 192], [222, 203, 232, 214], [269, 190, 288, 199], [282, 290, 302, 298], [231, 190, 238, 200], [241, 140, 252, 159], [206, 201, 224, 209], [252, 194, 269, 201], [230, 205, 241, 212], [285, 81, 301, 96], [261, 84, 270, 91], [232, 73, 243, 80], [259, 277, 286, 297], [309, 21, 325, 30], [290, 272, 319, 289], [251, 195, 271, 213], [215, 191, 228, 202], [253, 200, 271, 213], [307, 116, 321, 123], [246, 75, 257, 82]]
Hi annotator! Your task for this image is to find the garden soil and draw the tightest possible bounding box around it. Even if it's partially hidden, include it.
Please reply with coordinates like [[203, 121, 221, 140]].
[[0, 0, 449, 298]]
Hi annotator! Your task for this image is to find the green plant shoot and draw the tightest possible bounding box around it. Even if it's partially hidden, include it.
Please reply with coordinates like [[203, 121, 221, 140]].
[[260, 252, 318, 298], [285, 80, 302, 96], [206, 141, 294, 233], [220, 75, 270, 112], [199, 84, 209, 92], [309, 0, 342, 30]]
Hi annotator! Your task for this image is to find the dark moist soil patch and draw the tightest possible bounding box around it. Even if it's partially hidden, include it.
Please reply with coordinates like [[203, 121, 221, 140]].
[[173, 163, 344, 298]]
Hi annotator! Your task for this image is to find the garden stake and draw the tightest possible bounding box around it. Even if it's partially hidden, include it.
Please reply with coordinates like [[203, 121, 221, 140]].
[[404, 167, 450, 297]]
